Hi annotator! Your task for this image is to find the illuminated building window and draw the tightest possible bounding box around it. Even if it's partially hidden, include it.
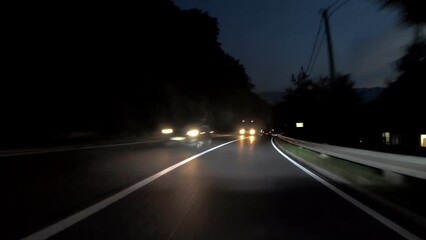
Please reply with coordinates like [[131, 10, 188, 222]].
[[421, 134, 426, 147], [382, 132, 390, 145], [296, 122, 304, 128]]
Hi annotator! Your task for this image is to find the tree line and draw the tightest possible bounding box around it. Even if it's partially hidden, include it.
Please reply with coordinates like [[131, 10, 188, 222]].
[[1, 1, 268, 147], [273, 0, 425, 153]]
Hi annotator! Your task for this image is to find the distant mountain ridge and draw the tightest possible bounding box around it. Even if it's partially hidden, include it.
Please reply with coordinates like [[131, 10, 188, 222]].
[[354, 87, 384, 103], [257, 87, 384, 105], [256, 91, 283, 105]]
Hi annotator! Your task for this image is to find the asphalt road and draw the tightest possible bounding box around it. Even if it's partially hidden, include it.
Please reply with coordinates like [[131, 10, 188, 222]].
[[3, 136, 419, 239]]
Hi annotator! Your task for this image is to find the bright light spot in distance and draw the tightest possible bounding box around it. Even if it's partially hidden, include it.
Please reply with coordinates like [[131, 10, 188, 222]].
[[383, 132, 390, 144], [421, 134, 426, 147], [186, 129, 200, 137], [162, 128, 173, 134], [239, 129, 246, 135], [171, 137, 185, 141], [209, 131, 214, 134], [296, 122, 304, 128], [249, 129, 255, 135]]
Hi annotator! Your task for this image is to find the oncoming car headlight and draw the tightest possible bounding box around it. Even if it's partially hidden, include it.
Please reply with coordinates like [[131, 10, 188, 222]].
[[249, 129, 256, 135], [186, 129, 200, 137], [239, 129, 245, 135], [162, 128, 173, 134]]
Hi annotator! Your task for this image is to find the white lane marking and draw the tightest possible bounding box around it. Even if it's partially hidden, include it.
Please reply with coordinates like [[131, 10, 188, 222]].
[[21, 139, 239, 240], [271, 138, 421, 240], [0, 140, 162, 158]]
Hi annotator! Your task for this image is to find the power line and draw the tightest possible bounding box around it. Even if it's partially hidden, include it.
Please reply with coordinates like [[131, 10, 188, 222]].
[[306, 18, 323, 74], [330, 0, 350, 16], [327, 0, 342, 11], [304, 0, 350, 78], [308, 31, 326, 76]]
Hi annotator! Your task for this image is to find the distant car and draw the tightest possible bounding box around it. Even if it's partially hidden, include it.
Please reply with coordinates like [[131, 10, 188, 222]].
[[238, 126, 257, 136], [237, 119, 257, 136], [161, 124, 213, 148], [260, 128, 276, 136], [238, 127, 257, 136]]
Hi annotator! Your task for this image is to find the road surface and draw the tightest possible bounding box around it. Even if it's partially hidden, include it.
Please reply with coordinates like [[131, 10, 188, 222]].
[[3, 136, 421, 239]]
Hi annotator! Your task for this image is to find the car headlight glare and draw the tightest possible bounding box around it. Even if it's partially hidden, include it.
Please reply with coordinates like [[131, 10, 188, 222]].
[[239, 129, 246, 135], [249, 129, 256, 135], [162, 128, 173, 134], [187, 129, 200, 137]]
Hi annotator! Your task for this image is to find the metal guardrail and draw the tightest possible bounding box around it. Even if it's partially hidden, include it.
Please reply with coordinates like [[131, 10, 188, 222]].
[[277, 134, 426, 179]]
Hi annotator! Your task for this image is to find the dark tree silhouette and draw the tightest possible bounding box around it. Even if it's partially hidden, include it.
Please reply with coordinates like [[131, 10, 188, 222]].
[[1, 0, 266, 147], [358, 0, 426, 153], [376, 36, 426, 148], [275, 67, 360, 144], [378, 0, 426, 25]]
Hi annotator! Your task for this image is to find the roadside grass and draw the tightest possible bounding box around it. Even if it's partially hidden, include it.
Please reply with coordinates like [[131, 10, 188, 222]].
[[276, 139, 393, 188], [274, 137, 426, 215]]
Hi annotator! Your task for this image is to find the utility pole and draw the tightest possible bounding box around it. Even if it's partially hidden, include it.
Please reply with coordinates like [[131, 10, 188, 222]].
[[322, 8, 335, 81]]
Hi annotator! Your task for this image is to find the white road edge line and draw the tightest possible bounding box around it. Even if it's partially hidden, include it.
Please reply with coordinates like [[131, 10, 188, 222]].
[[21, 139, 240, 240], [271, 138, 421, 240]]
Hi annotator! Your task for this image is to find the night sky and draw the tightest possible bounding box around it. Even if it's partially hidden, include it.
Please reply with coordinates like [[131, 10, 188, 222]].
[[173, 0, 413, 92]]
